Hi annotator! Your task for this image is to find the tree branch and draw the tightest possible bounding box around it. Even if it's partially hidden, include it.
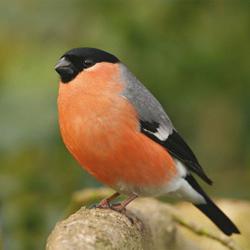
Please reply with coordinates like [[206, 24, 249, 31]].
[[46, 188, 242, 250]]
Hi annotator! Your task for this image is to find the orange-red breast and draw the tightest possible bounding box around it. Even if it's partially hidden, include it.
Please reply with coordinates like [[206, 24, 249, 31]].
[[55, 47, 239, 235]]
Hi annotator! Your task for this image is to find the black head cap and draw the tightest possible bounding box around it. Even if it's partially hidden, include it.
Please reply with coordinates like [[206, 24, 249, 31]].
[[55, 47, 120, 83]]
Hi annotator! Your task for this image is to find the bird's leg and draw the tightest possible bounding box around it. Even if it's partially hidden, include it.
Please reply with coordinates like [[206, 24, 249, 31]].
[[111, 194, 138, 213], [96, 192, 120, 209]]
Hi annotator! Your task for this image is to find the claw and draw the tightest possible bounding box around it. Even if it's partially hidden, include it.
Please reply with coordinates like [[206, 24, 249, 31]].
[[95, 199, 111, 209], [110, 203, 125, 213], [110, 203, 140, 225]]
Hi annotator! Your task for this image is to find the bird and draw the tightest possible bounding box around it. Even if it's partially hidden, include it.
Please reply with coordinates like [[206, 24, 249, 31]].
[[55, 47, 240, 236]]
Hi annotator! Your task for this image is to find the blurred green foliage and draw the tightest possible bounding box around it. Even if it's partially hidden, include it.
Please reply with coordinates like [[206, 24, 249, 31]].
[[0, 0, 249, 249]]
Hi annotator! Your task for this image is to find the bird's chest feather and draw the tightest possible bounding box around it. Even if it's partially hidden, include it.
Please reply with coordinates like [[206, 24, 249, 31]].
[[57, 68, 176, 191], [59, 92, 138, 157], [58, 80, 138, 153], [57, 70, 139, 173]]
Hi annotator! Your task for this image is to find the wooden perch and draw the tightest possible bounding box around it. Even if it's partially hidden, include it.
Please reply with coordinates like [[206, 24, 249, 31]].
[[46, 189, 243, 250]]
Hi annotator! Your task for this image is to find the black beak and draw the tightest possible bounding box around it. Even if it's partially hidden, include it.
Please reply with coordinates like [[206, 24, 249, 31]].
[[55, 57, 74, 75], [55, 57, 76, 83]]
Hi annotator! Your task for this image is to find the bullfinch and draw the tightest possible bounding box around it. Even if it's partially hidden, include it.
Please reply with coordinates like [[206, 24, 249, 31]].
[[55, 47, 240, 236]]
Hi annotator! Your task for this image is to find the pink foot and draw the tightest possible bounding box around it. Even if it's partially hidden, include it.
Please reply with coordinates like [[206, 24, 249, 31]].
[[96, 199, 111, 209], [110, 203, 125, 213], [110, 203, 140, 225]]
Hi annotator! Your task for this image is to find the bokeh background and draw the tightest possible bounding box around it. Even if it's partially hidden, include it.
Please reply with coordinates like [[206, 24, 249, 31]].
[[0, 1, 249, 249]]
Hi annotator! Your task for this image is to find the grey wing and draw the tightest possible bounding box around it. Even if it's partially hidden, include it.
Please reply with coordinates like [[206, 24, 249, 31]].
[[120, 63, 174, 140], [119, 63, 212, 185]]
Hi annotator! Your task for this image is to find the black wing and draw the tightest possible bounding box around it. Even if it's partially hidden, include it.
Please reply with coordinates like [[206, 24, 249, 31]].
[[140, 121, 212, 185]]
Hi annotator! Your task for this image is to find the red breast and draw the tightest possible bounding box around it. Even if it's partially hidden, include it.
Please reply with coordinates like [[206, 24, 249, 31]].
[[58, 62, 177, 188]]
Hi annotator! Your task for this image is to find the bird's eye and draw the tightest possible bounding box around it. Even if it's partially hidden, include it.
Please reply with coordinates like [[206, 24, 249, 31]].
[[83, 59, 95, 68]]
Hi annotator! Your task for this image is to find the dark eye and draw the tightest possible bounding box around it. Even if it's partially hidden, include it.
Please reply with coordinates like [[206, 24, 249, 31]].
[[83, 59, 95, 68]]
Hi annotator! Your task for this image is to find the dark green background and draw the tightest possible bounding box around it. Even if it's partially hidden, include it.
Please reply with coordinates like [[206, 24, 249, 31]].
[[0, 1, 249, 249]]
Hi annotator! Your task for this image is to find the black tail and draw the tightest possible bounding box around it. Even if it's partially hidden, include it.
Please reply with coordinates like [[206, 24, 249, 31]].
[[195, 198, 240, 235], [185, 175, 240, 236]]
